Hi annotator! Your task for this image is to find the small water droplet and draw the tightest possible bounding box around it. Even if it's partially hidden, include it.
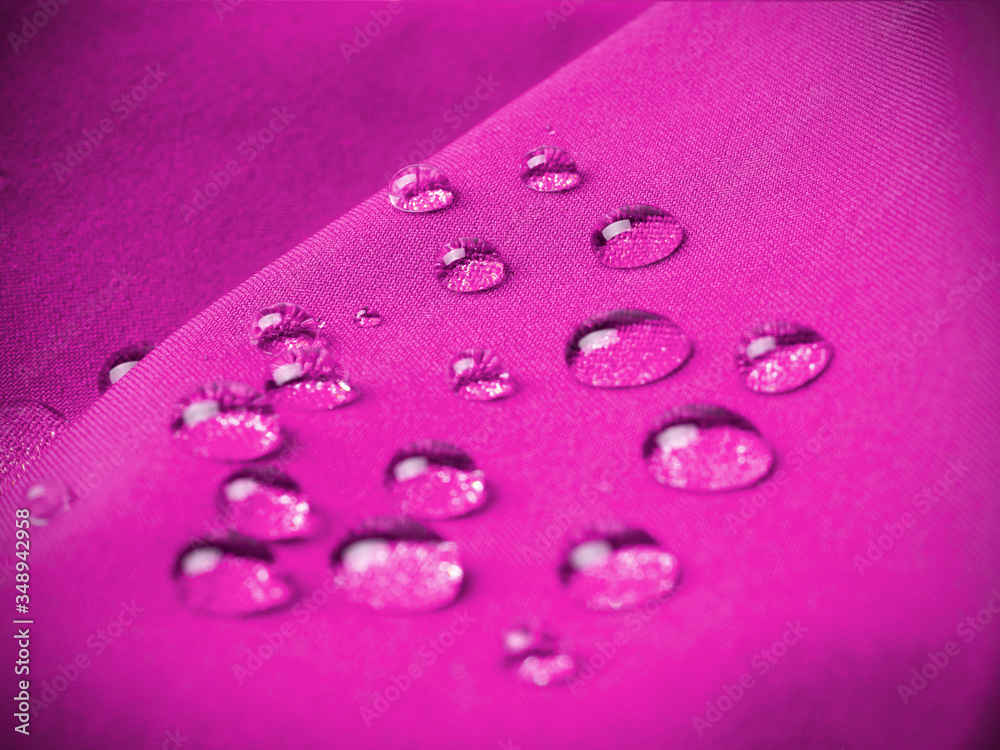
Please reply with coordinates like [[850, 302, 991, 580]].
[[736, 321, 833, 394], [25, 479, 74, 526], [544, 124, 555, 134], [503, 623, 577, 686], [174, 537, 295, 617], [387, 164, 454, 213], [566, 309, 691, 388], [559, 523, 679, 611], [436, 238, 506, 293], [331, 517, 464, 612], [450, 349, 515, 401], [591, 205, 684, 268], [98, 344, 153, 393], [643, 404, 773, 491], [265, 345, 357, 411], [250, 303, 318, 354], [387, 441, 486, 519], [519, 146, 580, 192], [171, 382, 281, 461], [354, 307, 382, 328], [219, 468, 314, 541]]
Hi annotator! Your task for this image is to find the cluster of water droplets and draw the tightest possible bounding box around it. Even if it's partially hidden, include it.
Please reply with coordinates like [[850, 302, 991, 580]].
[[18, 139, 837, 682]]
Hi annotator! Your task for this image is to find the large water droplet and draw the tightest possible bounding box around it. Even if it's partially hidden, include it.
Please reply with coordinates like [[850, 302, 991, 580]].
[[174, 538, 294, 617], [250, 303, 318, 354], [435, 238, 506, 293], [559, 524, 679, 611], [171, 382, 281, 461], [265, 345, 357, 411], [503, 623, 577, 687], [736, 321, 833, 394], [450, 349, 515, 401], [566, 309, 692, 388], [25, 479, 74, 526], [219, 468, 314, 541], [643, 404, 773, 491], [354, 307, 382, 328], [519, 146, 580, 192], [591, 205, 684, 268], [387, 441, 486, 519], [331, 518, 464, 612], [98, 343, 152, 393], [388, 164, 454, 213]]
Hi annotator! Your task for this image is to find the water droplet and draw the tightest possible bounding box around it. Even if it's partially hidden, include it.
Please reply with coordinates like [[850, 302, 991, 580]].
[[387, 163, 454, 213], [171, 382, 281, 461], [331, 517, 464, 612], [736, 321, 833, 394], [436, 238, 506, 293], [559, 523, 679, 611], [450, 349, 515, 401], [566, 309, 691, 388], [519, 146, 580, 192], [354, 307, 382, 328], [219, 468, 314, 541], [503, 623, 577, 686], [265, 345, 357, 411], [174, 537, 295, 617], [386, 441, 486, 519], [25, 479, 74, 526], [98, 344, 153, 393], [643, 404, 773, 491], [544, 124, 555, 134], [591, 205, 684, 268], [250, 303, 317, 354]]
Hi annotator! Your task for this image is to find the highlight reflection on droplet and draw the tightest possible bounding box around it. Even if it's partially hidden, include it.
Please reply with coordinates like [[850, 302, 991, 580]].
[[503, 623, 577, 687], [559, 524, 680, 611], [265, 345, 357, 411], [449, 349, 515, 401], [386, 441, 486, 519], [388, 164, 454, 213], [519, 146, 580, 192], [331, 517, 464, 612], [643, 404, 773, 491], [171, 382, 281, 461], [591, 205, 684, 268], [566, 309, 691, 388], [736, 321, 833, 394], [354, 307, 382, 328], [435, 238, 506, 293], [174, 538, 294, 617], [98, 343, 153, 393], [250, 303, 317, 354], [218, 468, 314, 541]]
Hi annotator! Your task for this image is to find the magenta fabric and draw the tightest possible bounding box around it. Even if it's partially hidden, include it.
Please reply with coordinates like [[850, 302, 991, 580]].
[[0, 0, 648, 433], [4, 2, 1000, 749]]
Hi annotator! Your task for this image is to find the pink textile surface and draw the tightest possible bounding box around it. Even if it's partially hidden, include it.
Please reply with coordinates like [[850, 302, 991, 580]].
[[4, 2, 1000, 749]]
